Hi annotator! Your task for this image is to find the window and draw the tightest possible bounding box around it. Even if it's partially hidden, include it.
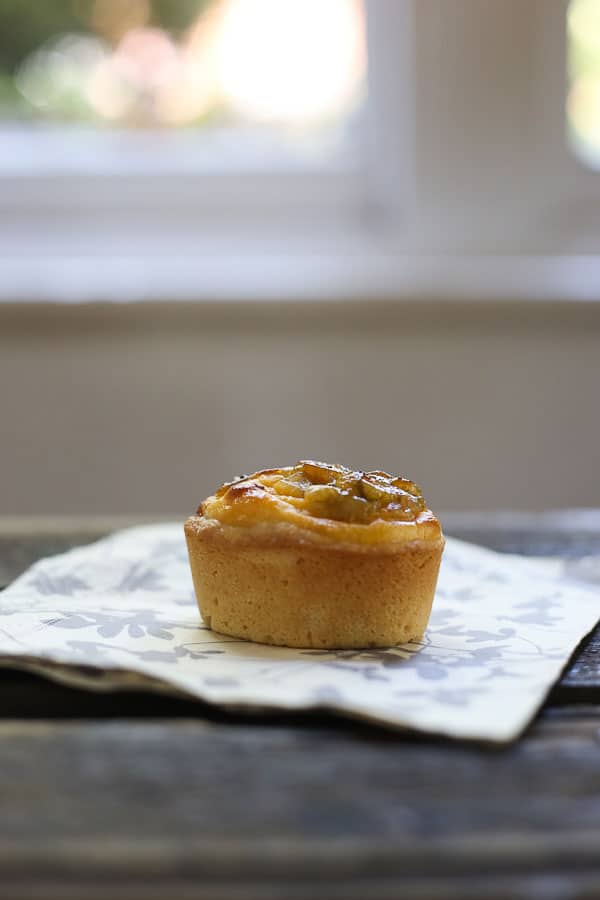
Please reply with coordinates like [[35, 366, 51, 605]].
[[2, 0, 600, 303], [0, 0, 365, 165], [567, 0, 600, 167], [0, 0, 398, 265], [0, 0, 416, 302], [0, 0, 380, 240]]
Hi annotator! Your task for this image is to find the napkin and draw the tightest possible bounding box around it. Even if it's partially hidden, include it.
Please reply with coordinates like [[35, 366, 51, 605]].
[[0, 524, 597, 742]]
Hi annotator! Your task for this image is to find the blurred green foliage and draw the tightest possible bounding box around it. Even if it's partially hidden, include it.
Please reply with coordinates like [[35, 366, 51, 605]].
[[0, 0, 212, 72], [152, 0, 212, 33], [0, 1, 85, 70]]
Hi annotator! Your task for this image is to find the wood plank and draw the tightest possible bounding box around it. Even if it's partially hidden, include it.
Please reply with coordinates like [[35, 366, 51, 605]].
[[445, 509, 600, 557], [556, 631, 600, 694], [0, 715, 599, 899], [1, 519, 599, 896], [2, 873, 600, 900]]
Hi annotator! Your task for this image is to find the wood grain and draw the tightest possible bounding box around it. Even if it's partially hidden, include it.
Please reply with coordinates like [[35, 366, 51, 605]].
[[0, 715, 598, 899], [1, 516, 600, 897]]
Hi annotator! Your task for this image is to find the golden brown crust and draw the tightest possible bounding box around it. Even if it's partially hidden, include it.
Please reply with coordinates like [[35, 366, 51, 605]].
[[185, 514, 441, 554], [185, 516, 444, 649]]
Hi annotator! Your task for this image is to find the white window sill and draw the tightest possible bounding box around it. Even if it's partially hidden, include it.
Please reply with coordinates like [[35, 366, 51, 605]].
[[1, 251, 600, 305]]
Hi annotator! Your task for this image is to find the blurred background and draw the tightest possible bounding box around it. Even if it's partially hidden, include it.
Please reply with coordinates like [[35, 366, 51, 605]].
[[1, 0, 600, 516], [0, 0, 365, 159]]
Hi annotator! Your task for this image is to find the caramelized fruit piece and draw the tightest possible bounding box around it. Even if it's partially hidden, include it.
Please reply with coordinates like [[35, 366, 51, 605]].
[[392, 476, 422, 495], [359, 477, 399, 503], [300, 460, 342, 484], [304, 485, 341, 503], [273, 477, 305, 498], [304, 484, 370, 522], [217, 462, 427, 523]]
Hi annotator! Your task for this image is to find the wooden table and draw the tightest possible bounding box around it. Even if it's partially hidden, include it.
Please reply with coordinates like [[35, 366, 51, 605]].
[[1, 513, 599, 900]]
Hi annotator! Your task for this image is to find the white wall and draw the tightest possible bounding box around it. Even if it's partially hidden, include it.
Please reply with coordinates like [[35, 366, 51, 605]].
[[1, 299, 599, 516]]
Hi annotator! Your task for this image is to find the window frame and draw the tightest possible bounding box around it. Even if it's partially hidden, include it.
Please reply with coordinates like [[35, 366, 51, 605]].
[[2, 0, 600, 302], [529, 0, 600, 251], [0, 1, 413, 248]]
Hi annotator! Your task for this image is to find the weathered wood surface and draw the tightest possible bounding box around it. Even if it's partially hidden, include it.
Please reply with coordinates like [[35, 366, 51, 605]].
[[0, 713, 599, 899], [0, 514, 600, 899]]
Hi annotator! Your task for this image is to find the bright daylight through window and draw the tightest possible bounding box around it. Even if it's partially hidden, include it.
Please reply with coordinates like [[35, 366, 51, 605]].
[[568, 0, 600, 167], [0, 0, 366, 169]]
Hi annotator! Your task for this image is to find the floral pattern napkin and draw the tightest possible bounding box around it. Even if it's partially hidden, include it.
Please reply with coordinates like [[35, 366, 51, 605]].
[[0, 524, 598, 742]]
